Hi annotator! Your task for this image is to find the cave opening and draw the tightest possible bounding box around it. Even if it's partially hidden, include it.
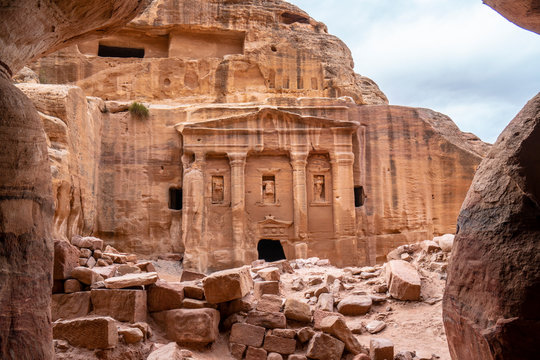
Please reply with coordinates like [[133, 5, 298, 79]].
[[98, 44, 145, 58], [169, 187, 182, 210], [257, 239, 286, 262]]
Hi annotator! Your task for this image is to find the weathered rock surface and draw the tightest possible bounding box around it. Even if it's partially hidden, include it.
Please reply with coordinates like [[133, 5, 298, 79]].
[[443, 93, 540, 360], [91, 289, 147, 323], [384, 260, 421, 301], [283, 298, 312, 322], [53, 316, 118, 349], [306, 332, 345, 360], [147, 280, 184, 312], [51, 292, 92, 321], [154, 308, 220, 345], [320, 315, 363, 354], [203, 266, 253, 304], [230, 323, 266, 347], [53, 240, 81, 280], [103, 271, 158, 289], [337, 295, 372, 316], [370, 338, 394, 360], [484, 0, 540, 35]]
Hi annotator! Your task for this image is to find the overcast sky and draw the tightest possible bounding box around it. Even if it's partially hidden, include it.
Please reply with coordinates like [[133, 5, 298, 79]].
[[287, 0, 540, 143]]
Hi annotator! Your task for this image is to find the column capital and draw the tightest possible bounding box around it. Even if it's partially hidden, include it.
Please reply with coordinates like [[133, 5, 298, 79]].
[[330, 151, 355, 165], [227, 152, 247, 166], [290, 151, 309, 167]]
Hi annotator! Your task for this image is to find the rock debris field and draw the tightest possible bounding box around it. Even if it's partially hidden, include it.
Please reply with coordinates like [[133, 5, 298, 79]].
[[52, 234, 454, 360]]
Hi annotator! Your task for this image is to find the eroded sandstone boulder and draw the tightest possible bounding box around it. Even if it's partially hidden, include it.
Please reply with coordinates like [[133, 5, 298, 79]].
[[153, 308, 220, 346], [51, 292, 91, 321], [203, 266, 253, 304], [443, 93, 540, 360], [53, 240, 81, 280], [320, 316, 364, 354], [306, 332, 345, 360]]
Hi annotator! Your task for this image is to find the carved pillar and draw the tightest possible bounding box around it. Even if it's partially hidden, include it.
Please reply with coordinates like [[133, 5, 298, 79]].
[[181, 151, 206, 272], [290, 152, 309, 243], [331, 151, 358, 266], [228, 152, 247, 266]]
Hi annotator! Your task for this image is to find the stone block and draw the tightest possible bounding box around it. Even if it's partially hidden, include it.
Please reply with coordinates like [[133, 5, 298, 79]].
[[283, 298, 311, 322], [306, 332, 344, 360], [181, 269, 206, 282], [51, 292, 91, 321], [64, 279, 82, 293], [119, 327, 144, 344], [71, 266, 103, 285], [147, 342, 193, 360], [246, 346, 267, 360], [91, 289, 147, 323], [384, 260, 421, 301], [256, 294, 283, 313], [370, 338, 394, 360], [72, 236, 103, 251], [247, 310, 287, 329], [313, 310, 345, 330], [53, 240, 80, 280], [257, 267, 280, 281], [230, 323, 266, 347], [147, 280, 184, 312], [263, 334, 296, 355], [337, 295, 372, 316], [154, 308, 220, 345], [203, 266, 253, 304], [254, 281, 280, 299], [53, 316, 117, 349], [230, 342, 247, 359], [183, 282, 205, 300], [271, 328, 295, 339], [320, 315, 363, 354], [316, 293, 334, 312], [296, 327, 315, 343], [268, 353, 283, 360]]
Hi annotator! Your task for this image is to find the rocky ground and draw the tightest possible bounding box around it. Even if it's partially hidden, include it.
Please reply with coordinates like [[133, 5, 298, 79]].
[[52, 235, 454, 360]]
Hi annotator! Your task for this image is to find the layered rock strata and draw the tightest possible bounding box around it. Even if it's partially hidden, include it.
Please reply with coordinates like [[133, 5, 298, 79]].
[[0, 1, 149, 358]]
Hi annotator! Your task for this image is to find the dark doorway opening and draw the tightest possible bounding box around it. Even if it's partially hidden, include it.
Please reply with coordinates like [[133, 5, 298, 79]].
[[354, 186, 366, 207], [98, 44, 145, 58], [169, 187, 182, 210], [257, 239, 286, 262]]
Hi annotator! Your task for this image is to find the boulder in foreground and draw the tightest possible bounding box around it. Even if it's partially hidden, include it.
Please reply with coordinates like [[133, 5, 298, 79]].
[[202, 266, 253, 304], [384, 260, 421, 301], [53, 316, 117, 349]]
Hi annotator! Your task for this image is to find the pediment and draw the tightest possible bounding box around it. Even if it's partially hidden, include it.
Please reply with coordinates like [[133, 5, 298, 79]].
[[177, 107, 358, 133]]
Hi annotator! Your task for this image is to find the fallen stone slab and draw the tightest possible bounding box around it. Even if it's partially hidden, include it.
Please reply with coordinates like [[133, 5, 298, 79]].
[[246, 310, 287, 329], [384, 260, 421, 301], [203, 266, 253, 304], [230, 323, 266, 347], [91, 289, 147, 323], [263, 334, 296, 355], [71, 266, 104, 285], [104, 271, 158, 289], [53, 316, 117, 349], [257, 267, 280, 281]]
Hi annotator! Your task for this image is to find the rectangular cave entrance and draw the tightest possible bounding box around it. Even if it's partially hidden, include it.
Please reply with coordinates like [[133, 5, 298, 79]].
[[98, 44, 145, 58], [257, 239, 286, 262]]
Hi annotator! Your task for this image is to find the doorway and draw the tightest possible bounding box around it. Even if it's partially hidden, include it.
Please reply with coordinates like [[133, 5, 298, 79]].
[[257, 239, 286, 262]]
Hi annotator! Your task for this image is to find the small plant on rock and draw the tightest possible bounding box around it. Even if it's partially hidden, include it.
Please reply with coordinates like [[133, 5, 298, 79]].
[[128, 101, 149, 119]]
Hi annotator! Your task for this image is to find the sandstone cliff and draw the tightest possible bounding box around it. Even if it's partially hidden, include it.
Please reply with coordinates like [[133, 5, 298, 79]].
[[19, 0, 488, 272]]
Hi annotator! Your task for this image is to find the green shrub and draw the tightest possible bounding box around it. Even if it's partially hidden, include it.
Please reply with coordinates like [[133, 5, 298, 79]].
[[128, 102, 149, 119]]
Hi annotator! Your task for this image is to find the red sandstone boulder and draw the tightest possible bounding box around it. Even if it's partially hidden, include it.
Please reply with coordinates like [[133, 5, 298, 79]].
[[147, 342, 193, 360], [263, 334, 296, 355], [337, 295, 372, 316], [283, 298, 312, 322], [147, 280, 184, 312], [53, 240, 81, 280], [384, 260, 421, 301], [246, 310, 287, 329], [203, 266, 253, 304], [71, 266, 104, 285], [306, 332, 345, 360], [320, 315, 364, 354], [53, 316, 118, 349], [370, 338, 394, 360], [154, 308, 220, 345], [91, 289, 147, 323], [51, 292, 91, 321], [443, 93, 540, 360]]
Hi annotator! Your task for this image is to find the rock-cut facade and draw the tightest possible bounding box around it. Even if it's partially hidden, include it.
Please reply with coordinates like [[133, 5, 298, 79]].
[[22, 0, 489, 272]]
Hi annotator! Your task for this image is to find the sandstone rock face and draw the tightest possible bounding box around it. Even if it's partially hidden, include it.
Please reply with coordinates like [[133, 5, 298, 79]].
[[443, 93, 540, 360], [53, 316, 118, 350], [384, 260, 421, 301], [484, 0, 540, 35], [15, 0, 487, 275], [1, 1, 148, 357]]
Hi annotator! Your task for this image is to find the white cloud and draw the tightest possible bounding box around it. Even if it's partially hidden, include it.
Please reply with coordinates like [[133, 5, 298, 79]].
[[287, 0, 540, 143]]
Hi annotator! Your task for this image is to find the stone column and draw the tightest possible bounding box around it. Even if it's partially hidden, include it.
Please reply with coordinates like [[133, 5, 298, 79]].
[[181, 152, 206, 272], [331, 151, 358, 267], [290, 152, 309, 243], [228, 152, 247, 266]]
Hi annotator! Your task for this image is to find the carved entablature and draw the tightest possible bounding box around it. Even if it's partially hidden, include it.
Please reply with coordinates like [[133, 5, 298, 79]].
[[258, 215, 293, 241]]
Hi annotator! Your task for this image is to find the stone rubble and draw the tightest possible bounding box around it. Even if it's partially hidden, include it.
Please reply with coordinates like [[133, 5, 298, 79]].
[[51, 234, 452, 359]]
